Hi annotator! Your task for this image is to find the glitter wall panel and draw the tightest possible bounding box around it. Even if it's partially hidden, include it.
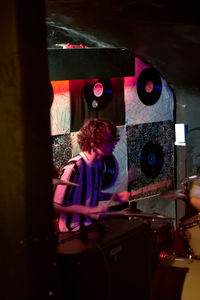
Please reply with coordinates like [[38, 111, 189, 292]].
[[127, 120, 176, 218], [50, 80, 71, 136], [127, 120, 175, 190], [124, 57, 174, 125], [52, 134, 72, 176]]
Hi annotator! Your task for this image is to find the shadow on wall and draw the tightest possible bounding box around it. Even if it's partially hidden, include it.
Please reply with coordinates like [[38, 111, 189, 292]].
[[186, 128, 200, 176]]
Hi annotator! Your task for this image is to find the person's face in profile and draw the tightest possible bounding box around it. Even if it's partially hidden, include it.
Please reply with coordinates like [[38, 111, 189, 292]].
[[95, 131, 117, 157]]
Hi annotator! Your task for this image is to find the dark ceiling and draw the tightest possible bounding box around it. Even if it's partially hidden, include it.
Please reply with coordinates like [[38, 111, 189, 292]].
[[45, 0, 200, 91]]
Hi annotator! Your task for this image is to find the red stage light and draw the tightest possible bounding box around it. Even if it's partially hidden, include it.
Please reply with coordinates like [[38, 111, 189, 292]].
[[51, 80, 69, 95]]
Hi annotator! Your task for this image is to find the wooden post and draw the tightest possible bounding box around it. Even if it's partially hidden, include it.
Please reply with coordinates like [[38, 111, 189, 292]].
[[0, 1, 58, 299]]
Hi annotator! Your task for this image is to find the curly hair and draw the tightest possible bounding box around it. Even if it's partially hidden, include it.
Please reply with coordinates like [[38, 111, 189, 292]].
[[77, 118, 119, 152]]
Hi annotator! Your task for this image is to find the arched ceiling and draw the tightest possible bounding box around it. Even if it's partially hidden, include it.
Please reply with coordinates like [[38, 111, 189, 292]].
[[46, 0, 200, 90]]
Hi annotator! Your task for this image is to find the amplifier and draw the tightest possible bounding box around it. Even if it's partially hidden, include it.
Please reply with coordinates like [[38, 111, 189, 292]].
[[56, 217, 152, 300]]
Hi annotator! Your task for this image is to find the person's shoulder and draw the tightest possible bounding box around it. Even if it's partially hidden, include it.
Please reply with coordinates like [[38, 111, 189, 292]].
[[62, 154, 84, 171], [67, 154, 82, 165], [60, 155, 81, 178]]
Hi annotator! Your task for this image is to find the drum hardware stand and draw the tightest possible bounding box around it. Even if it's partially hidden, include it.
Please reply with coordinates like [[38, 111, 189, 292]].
[[188, 248, 194, 261], [186, 245, 200, 261], [188, 252, 200, 261]]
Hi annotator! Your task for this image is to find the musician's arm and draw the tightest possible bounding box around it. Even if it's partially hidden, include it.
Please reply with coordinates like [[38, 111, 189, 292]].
[[54, 202, 108, 215], [100, 190, 132, 203]]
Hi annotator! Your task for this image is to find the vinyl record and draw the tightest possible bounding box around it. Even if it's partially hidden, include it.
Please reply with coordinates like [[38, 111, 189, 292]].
[[140, 141, 164, 178], [84, 78, 112, 111], [102, 154, 119, 189], [137, 68, 162, 105]]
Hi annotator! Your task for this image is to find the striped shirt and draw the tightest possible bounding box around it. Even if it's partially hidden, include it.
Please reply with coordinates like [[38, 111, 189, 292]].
[[54, 152, 107, 232]]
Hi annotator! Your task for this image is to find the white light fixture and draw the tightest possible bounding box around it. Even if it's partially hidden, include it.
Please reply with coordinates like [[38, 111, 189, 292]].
[[175, 123, 188, 146]]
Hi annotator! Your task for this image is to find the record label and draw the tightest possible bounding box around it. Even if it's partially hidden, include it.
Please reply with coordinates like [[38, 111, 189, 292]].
[[93, 82, 104, 97], [137, 68, 162, 105], [84, 78, 112, 111], [140, 141, 164, 178]]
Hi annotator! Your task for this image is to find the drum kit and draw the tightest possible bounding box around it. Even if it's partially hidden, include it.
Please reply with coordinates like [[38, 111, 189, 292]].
[[53, 175, 199, 257], [53, 174, 200, 258], [151, 175, 200, 300], [160, 175, 200, 260], [99, 175, 200, 300], [55, 173, 200, 299]]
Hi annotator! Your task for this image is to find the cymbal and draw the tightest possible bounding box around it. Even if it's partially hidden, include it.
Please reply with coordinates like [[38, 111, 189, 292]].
[[181, 175, 199, 184], [52, 178, 79, 187], [160, 189, 187, 200], [97, 210, 175, 221]]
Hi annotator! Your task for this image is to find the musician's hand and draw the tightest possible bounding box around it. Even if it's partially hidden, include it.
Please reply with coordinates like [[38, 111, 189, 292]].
[[115, 191, 131, 203], [87, 204, 109, 220]]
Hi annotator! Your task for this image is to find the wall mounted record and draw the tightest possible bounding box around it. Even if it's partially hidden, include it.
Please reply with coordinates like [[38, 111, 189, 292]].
[[140, 141, 164, 178], [84, 78, 113, 111], [137, 68, 162, 105]]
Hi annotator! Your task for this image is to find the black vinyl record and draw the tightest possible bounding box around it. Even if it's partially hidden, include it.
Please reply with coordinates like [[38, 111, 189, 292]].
[[140, 141, 164, 178], [137, 68, 162, 105], [84, 78, 113, 111]]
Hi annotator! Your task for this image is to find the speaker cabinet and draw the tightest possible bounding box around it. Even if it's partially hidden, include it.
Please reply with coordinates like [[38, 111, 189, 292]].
[[56, 218, 152, 300]]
